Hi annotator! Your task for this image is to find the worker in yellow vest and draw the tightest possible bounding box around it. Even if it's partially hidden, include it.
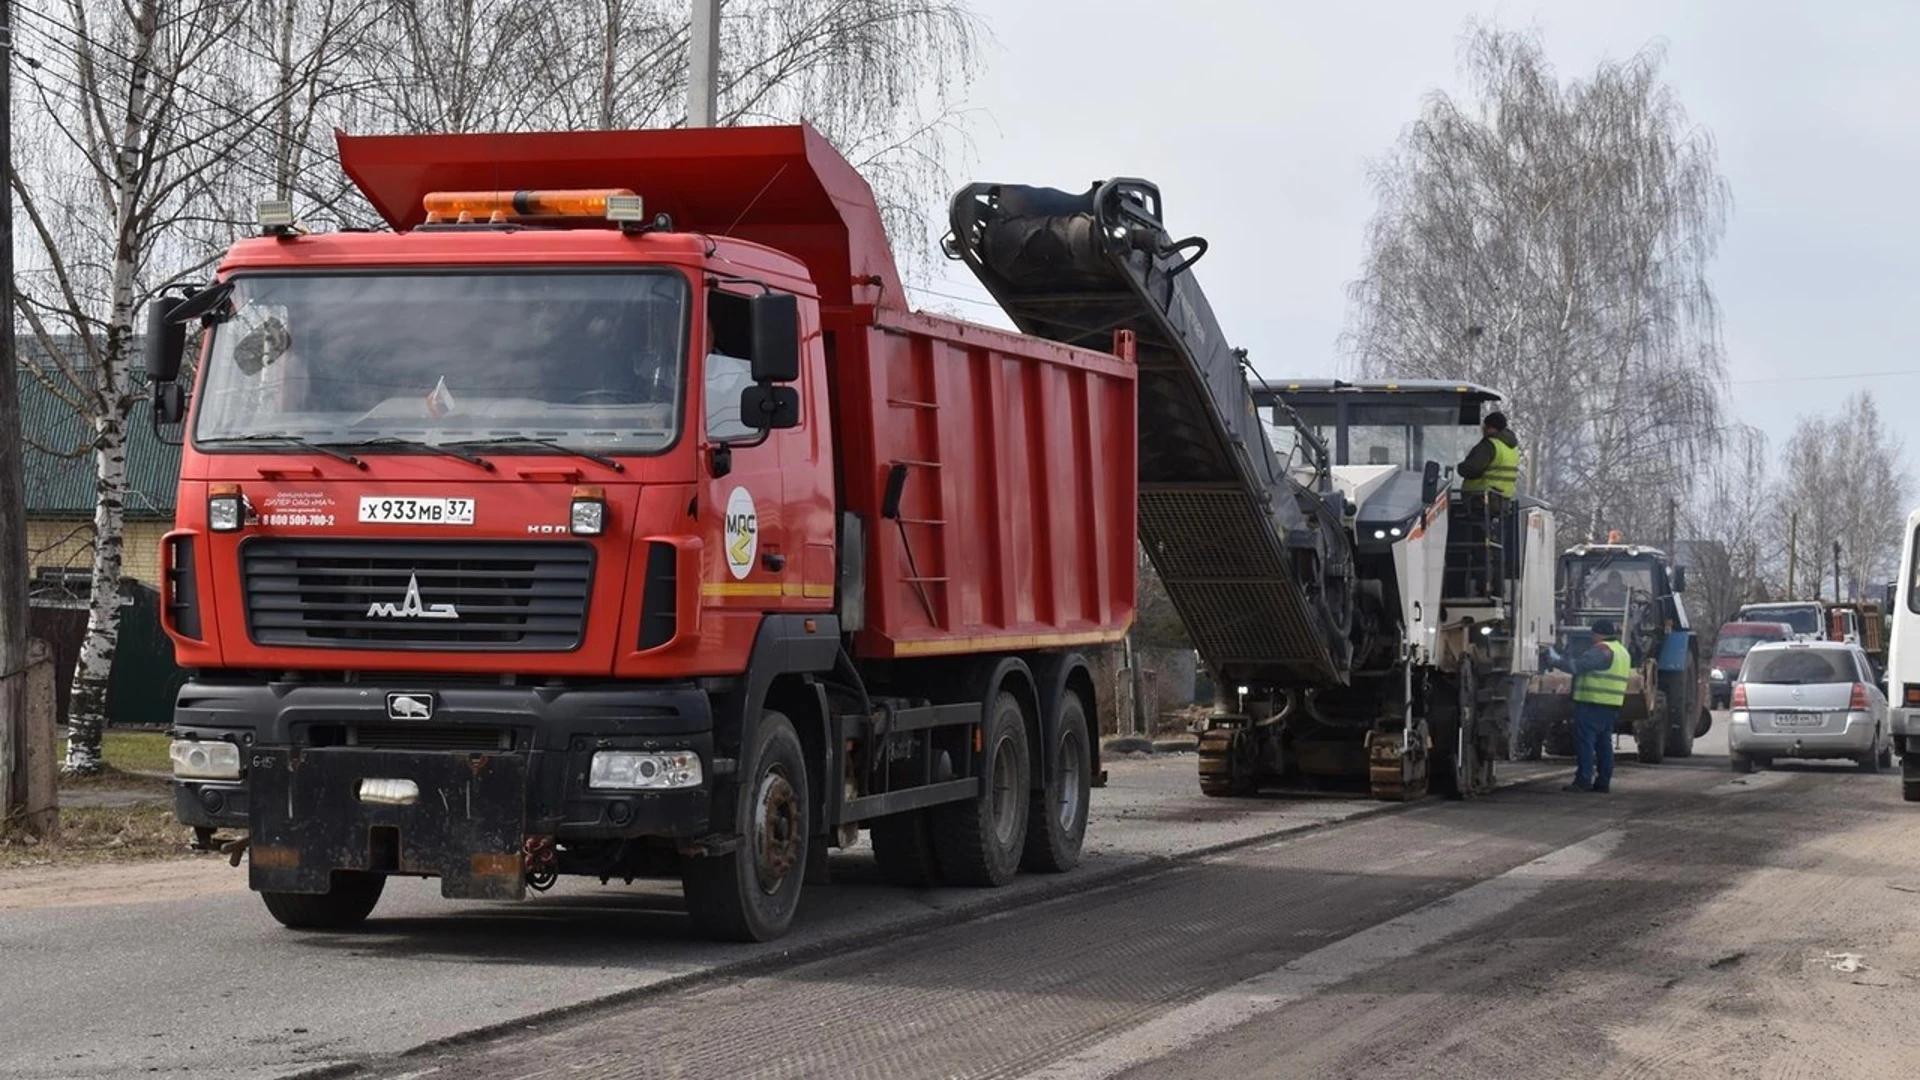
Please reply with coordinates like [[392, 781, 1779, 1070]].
[[1458, 411, 1520, 502], [1544, 618, 1631, 793]]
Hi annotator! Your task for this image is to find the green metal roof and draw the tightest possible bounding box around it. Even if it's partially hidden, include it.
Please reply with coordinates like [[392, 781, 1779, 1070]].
[[15, 354, 179, 520]]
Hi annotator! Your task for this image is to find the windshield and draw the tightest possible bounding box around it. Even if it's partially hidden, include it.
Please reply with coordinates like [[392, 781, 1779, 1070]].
[[1742, 648, 1855, 685], [1738, 605, 1820, 635], [1568, 557, 1656, 612], [193, 271, 689, 454], [1270, 401, 1482, 471], [1714, 633, 1775, 659], [1345, 404, 1481, 470]]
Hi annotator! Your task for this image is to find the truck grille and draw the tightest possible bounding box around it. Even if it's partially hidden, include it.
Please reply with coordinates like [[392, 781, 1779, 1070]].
[[240, 539, 593, 651]]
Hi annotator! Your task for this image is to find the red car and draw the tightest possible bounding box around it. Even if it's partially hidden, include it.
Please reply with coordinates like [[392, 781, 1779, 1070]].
[[1709, 621, 1796, 708]]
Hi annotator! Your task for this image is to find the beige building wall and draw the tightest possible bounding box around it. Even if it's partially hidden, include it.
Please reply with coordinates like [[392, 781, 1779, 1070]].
[[26, 518, 169, 586]]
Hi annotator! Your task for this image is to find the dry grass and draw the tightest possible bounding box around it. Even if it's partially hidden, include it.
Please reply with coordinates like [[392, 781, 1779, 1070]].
[[0, 803, 209, 869]]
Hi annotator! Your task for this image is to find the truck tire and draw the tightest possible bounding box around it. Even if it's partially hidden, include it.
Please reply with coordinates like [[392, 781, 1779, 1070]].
[[870, 811, 941, 887], [683, 710, 809, 942], [933, 691, 1031, 886], [260, 871, 385, 930], [1022, 690, 1091, 873], [1904, 758, 1920, 803], [1662, 673, 1695, 760]]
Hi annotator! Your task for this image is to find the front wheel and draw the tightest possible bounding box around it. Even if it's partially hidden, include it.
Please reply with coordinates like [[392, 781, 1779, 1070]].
[[682, 710, 810, 942], [1022, 691, 1091, 873], [1636, 697, 1669, 765], [260, 871, 385, 930], [1729, 752, 1755, 774]]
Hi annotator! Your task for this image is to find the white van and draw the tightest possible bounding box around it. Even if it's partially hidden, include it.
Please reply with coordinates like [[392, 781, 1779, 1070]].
[[1887, 508, 1920, 800]]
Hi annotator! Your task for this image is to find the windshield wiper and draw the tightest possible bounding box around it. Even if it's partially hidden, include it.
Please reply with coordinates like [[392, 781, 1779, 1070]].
[[198, 434, 366, 469], [442, 437, 625, 473], [328, 437, 494, 472]]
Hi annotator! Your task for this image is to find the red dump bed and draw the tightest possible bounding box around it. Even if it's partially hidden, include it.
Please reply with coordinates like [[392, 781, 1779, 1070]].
[[336, 124, 1138, 662]]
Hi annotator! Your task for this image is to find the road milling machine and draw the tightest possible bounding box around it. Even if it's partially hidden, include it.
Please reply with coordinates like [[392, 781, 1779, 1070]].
[[945, 179, 1557, 802]]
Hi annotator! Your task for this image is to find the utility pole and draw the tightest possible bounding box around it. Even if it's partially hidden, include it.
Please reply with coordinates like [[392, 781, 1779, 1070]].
[[687, 0, 721, 128], [0, 0, 33, 825], [1786, 512, 1798, 600], [1665, 496, 1676, 555], [1833, 540, 1842, 604]]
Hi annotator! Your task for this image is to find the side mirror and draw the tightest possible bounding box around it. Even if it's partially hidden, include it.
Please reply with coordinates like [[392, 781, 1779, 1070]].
[[740, 384, 800, 430], [152, 382, 187, 425], [145, 297, 186, 383], [1671, 566, 1688, 594], [1421, 460, 1442, 505], [748, 293, 800, 383]]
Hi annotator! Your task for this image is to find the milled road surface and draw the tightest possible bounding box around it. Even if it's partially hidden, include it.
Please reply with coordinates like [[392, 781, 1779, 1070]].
[[0, 747, 1562, 1080], [343, 721, 1920, 1080], [12, 719, 1916, 1079]]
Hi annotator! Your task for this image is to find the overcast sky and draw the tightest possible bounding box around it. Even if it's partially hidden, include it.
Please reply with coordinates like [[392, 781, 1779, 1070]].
[[909, 0, 1920, 476]]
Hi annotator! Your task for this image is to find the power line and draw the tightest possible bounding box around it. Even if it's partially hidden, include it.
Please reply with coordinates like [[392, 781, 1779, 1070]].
[[1732, 368, 1920, 386]]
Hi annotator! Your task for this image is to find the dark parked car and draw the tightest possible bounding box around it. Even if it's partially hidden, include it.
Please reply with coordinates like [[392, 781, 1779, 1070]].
[[1709, 621, 1794, 709]]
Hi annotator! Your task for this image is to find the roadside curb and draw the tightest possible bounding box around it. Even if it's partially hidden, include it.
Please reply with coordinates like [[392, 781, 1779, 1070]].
[[275, 760, 1572, 1079]]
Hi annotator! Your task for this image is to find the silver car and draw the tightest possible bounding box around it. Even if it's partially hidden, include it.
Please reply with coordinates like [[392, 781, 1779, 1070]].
[[1729, 640, 1893, 773]]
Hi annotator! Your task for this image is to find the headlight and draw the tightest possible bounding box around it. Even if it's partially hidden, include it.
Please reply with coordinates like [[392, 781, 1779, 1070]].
[[571, 485, 606, 536], [170, 739, 242, 780], [589, 750, 703, 790], [208, 494, 243, 532]]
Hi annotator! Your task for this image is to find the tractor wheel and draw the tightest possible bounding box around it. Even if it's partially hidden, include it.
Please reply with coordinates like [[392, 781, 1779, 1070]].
[[1663, 672, 1696, 760], [1636, 692, 1669, 765]]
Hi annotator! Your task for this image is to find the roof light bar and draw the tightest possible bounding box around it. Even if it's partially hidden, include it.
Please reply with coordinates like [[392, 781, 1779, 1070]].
[[421, 188, 640, 224]]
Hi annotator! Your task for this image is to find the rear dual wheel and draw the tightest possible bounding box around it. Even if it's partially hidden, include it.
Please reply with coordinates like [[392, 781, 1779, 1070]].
[[934, 692, 1032, 887], [1022, 692, 1091, 874]]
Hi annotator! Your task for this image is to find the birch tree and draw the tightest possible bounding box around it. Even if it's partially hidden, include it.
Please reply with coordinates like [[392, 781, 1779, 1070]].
[[1779, 392, 1909, 601], [1344, 23, 1731, 541], [10, 0, 361, 772]]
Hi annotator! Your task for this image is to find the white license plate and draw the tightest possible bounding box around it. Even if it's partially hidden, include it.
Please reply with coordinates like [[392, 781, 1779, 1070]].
[[357, 496, 475, 525], [1770, 713, 1829, 730]]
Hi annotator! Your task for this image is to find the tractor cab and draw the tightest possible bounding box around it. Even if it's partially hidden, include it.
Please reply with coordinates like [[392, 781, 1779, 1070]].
[[1556, 543, 1690, 666]]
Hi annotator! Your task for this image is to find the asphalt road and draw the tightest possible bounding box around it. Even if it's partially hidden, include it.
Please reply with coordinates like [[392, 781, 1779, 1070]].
[[13, 717, 1916, 1080], [0, 744, 1564, 1080]]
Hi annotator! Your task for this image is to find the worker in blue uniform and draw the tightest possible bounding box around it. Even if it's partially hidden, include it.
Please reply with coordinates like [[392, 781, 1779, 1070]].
[[1543, 619, 1631, 793]]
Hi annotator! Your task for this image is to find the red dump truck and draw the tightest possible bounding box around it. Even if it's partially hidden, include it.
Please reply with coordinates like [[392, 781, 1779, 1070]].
[[149, 125, 1137, 941]]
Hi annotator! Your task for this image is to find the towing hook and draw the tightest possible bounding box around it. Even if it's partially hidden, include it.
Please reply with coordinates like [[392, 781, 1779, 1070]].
[[523, 835, 559, 892]]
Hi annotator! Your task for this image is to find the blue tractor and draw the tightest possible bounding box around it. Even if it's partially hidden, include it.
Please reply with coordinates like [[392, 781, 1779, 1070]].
[[1521, 542, 1713, 763]]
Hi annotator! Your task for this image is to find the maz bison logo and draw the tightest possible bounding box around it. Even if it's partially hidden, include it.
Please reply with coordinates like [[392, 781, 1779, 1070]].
[[366, 572, 457, 619], [386, 693, 433, 720]]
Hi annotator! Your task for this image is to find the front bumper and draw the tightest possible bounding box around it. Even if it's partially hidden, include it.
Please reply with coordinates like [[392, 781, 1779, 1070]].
[[1729, 710, 1878, 758], [170, 677, 716, 898]]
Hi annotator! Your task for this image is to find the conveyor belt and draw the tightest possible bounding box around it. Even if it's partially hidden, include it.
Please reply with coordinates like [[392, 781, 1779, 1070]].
[[947, 180, 1352, 686]]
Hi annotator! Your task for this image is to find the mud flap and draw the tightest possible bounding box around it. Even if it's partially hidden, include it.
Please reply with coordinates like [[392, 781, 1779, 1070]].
[[248, 748, 529, 901]]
